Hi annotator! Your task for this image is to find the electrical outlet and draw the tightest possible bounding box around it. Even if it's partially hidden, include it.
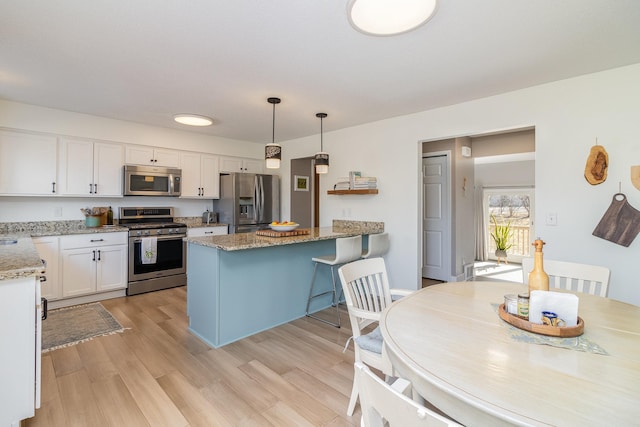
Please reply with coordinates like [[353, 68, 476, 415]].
[[545, 212, 557, 226], [54, 207, 63, 217]]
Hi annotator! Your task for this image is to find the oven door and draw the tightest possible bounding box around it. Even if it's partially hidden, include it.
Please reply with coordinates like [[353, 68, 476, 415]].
[[129, 235, 186, 281]]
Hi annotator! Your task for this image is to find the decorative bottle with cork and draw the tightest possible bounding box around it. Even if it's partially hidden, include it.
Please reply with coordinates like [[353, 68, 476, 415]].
[[528, 238, 549, 293]]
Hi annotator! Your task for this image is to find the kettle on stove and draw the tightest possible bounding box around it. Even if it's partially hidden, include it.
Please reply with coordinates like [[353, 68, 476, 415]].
[[202, 209, 218, 224]]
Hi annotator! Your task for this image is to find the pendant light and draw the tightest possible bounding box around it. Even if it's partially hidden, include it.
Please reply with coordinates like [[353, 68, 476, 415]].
[[314, 113, 329, 174], [265, 97, 282, 169]]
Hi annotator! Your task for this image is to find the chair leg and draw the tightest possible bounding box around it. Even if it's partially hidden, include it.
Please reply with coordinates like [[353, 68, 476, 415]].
[[306, 262, 341, 328], [347, 370, 359, 416]]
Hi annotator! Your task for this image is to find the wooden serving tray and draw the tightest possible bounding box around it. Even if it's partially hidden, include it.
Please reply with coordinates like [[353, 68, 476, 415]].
[[255, 229, 311, 238], [498, 304, 584, 337]]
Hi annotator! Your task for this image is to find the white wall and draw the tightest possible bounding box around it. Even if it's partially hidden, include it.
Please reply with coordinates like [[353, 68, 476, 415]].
[[280, 63, 640, 305], [0, 99, 265, 220], [475, 160, 535, 188]]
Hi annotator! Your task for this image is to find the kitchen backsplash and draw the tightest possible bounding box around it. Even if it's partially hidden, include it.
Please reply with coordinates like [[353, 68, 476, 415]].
[[332, 220, 384, 234]]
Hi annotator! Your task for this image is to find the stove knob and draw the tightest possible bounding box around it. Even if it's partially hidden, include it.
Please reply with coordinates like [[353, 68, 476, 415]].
[[143, 230, 150, 236], [157, 229, 163, 235], [136, 230, 142, 236]]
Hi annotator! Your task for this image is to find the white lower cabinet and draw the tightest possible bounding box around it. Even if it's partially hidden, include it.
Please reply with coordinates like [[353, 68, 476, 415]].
[[0, 276, 40, 426], [187, 226, 228, 237], [60, 232, 127, 298], [33, 236, 60, 301]]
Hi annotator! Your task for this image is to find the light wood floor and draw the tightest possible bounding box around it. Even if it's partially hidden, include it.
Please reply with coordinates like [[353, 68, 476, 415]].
[[26, 286, 362, 427]]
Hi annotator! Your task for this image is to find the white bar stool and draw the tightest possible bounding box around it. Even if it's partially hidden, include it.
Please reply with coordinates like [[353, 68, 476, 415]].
[[305, 235, 362, 327], [361, 232, 389, 259]]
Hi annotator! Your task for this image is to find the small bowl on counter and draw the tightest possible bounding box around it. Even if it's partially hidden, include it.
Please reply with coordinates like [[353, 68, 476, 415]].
[[269, 223, 299, 232]]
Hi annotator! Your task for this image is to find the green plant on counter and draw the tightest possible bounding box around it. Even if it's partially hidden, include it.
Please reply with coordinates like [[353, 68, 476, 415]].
[[490, 214, 513, 252]]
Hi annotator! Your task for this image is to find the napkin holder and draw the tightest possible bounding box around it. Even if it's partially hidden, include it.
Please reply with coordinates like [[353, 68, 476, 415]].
[[529, 290, 579, 327]]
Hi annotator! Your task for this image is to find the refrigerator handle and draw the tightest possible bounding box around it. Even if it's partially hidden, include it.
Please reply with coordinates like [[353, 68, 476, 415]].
[[259, 176, 265, 222], [253, 175, 260, 222]]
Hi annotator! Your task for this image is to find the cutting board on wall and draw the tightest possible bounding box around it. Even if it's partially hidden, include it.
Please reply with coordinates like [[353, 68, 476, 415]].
[[592, 193, 640, 247]]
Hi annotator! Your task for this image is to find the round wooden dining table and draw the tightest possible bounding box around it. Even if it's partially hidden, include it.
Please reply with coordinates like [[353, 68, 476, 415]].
[[380, 281, 640, 426]]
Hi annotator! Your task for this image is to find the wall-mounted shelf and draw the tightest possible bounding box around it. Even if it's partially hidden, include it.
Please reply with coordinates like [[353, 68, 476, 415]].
[[327, 189, 378, 195]]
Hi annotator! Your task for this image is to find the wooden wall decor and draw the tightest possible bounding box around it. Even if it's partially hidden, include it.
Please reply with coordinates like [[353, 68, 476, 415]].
[[632, 165, 640, 191], [584, 144, 608, 185]]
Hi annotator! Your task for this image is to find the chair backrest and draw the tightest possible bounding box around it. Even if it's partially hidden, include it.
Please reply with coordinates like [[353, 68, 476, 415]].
[[363, 232, 390, 258], [339, 258, 394, 339], [355, 362, 461, 427], [335, 235, 363, 264], [521, 258, 611, 297]]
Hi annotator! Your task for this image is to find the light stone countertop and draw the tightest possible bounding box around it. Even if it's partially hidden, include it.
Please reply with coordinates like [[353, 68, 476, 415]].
[[0, 218, 379, 279], [0, 235, 43, 281], [186, 220, 384, 251]]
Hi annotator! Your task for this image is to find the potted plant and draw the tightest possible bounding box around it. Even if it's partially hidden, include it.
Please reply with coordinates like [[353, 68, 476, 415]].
[[490, 214, 513, 263]]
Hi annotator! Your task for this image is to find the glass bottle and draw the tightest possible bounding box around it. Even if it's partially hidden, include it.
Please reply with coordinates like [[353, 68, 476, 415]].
[[106, 206, 114, 226], [528, 238, 549, 293]]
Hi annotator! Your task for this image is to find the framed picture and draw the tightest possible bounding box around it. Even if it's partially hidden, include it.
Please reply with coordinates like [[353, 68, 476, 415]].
[[294, 175, 309, 191]]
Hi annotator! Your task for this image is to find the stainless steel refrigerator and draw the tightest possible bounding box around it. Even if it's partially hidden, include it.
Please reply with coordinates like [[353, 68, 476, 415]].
[[214, 173, 280, 233]]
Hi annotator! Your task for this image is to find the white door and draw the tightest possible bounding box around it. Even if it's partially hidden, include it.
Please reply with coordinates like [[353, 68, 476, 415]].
[[200, 154, 220, 198], [61, 249, 97, 297], [0, 130, 58, 195], [422, 154, 451, 281], [58, 138, 94, 195], [180, 152, 202, 197], [96, 245, 127, 291], [93, 142, 123, 196]]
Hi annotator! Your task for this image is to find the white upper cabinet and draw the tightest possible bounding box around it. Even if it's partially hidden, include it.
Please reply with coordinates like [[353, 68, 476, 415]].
[[0, 129, 58, 195], [125, 145, 181, 168], [58, 138, 124, 197], [180, 152, 220, 198], [219, 156, 264, 174]]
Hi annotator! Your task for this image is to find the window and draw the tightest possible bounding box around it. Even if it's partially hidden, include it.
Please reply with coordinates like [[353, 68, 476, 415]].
[[483, 187, 534, 263]]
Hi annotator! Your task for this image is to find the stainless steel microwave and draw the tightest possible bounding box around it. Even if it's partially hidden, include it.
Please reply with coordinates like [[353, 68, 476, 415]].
[[123, 165, 181, 196]]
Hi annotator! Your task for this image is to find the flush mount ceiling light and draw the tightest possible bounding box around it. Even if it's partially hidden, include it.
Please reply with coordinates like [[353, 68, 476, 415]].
[[347, 0, 438, 36], [314, 113, 329, 175], [265, 97, 282, 169], [173, 114, 213, 126]]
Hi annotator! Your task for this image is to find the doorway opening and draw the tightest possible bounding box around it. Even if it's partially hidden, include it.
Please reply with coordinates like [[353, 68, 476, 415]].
[[482, 186, 535, 265]]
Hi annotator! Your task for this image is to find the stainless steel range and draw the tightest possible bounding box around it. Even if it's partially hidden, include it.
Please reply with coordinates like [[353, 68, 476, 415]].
[[119, 207, 187, 295]]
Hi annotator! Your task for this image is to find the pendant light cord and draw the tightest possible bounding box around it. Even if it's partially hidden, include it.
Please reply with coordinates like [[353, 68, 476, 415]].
[[316, 112, 327, 151], [272, 102, 276, 144]]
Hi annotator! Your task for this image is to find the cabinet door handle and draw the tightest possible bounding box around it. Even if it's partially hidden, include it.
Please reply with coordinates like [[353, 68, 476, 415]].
[[93, 183, 98, 194], [89, 183, 93, 194], [41, 298, 48, 320], [90, 238, 105, 242], [92, 250, 96, 261], [97, 250, 101, 261], [205, 231, 214, 234], [51, 182, 56, 193]]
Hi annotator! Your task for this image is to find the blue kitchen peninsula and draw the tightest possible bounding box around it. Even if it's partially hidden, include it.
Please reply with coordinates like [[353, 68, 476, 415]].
[[185, 221, 383, 348]]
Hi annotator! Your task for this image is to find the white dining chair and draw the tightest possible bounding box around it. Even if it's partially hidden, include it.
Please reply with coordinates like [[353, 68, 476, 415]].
[[361, 232, 390, 259], [521, 258, 611, 297], [306, 235, 362, 327], [338, 257, 413, 416], [355, 362, 461, 427]]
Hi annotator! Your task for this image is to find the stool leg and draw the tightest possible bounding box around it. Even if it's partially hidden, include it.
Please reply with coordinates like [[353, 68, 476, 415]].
[[305, 262, 320, 315], [329, 265, 341, 327], [306, 262, 341, 328]]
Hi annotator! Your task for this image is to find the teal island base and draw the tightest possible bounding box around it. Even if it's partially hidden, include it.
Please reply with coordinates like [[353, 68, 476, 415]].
[[187, 239, 340, 348]]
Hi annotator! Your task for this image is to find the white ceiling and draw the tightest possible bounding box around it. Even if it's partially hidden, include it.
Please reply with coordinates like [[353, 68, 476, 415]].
[[1, 1, 640, 143]]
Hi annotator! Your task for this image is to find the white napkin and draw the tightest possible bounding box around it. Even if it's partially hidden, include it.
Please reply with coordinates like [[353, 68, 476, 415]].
[[529, 290, 579, 326], [141, 237, 157, 264]]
